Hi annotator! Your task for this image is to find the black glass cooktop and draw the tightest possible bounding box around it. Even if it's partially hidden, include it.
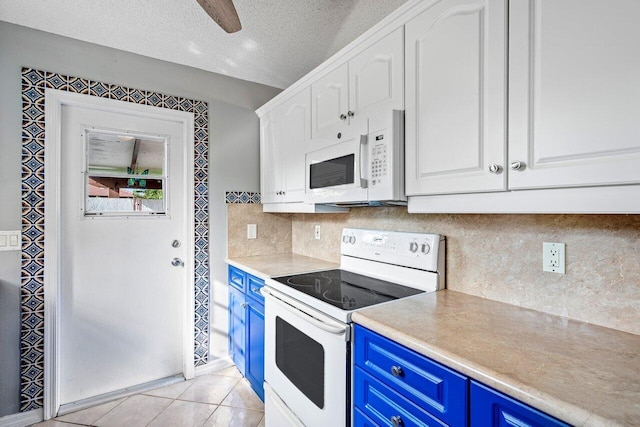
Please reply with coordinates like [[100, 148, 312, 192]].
[[272, 269, 424, 311]]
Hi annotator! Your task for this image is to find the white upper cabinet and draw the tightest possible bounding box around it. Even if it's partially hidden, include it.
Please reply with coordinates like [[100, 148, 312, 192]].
[[312, 28, 404, 142], [405, 0, 508, 196], [260, 87, 311, 204], [312, 63, 350, 141], [508, 0, 640, 190]]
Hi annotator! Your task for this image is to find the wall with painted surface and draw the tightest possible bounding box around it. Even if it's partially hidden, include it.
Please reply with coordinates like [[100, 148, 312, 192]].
[[0, 21, 279, 416]]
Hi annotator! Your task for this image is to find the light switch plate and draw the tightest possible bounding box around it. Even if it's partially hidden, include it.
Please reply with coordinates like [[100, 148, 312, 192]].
[[247, 224, 257, 239], [0, 230, 21, 251]]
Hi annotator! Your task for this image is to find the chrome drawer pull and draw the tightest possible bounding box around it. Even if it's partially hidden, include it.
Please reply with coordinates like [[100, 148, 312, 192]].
[[391, 365, 404, 377], [391, 415, 403, 427], [251, 286, 260, 293]]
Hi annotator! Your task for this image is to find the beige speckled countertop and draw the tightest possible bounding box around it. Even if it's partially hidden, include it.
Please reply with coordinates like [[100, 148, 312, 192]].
[[225, 253, 339, 280], [352, 290, 640, 427]]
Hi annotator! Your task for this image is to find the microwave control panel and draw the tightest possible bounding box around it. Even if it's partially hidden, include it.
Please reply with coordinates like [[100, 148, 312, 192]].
[[370, 134, 388, 187]]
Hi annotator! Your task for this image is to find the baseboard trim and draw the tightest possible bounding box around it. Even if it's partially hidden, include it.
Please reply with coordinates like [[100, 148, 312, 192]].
[[194, 357, 234, 376], [0, 408, 43, 427]]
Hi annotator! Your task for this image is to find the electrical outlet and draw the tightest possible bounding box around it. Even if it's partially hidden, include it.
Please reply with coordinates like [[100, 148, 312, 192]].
[[314, 224, 321, 240], [247, 224, 257, 239], [543, 242, 565, 274]]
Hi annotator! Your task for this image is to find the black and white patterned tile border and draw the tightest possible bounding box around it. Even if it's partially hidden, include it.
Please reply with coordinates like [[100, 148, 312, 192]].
[[225, 191, 261, 204], [20, 68, 210, 411]]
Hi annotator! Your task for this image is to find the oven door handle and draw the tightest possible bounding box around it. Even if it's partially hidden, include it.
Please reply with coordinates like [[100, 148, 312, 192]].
[[261, 287, 350, 338]]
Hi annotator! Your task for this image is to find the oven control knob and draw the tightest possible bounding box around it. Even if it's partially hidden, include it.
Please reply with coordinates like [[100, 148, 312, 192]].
[[421, 243, 431, 254], [348, 235, 356, 244], [409, 241, 419, 253], [342, 235, 349, 243]]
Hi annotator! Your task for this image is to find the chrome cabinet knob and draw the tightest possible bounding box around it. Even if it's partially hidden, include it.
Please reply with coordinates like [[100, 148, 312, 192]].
[[171, 240, 181, 248], [488, 164, 502, 174], [510, 160, 525, 171], [391, 415, 403, 427], [339, 113, 347, 120], [241, 303, 247, 309], [347, 110, 355, 117], [171, 258, 184, 267], [391, 365, 404, 377]]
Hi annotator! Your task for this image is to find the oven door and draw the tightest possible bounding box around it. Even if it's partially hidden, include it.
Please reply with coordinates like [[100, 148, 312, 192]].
[[262, 286, 350, 427], [305, 120, 369, 205]]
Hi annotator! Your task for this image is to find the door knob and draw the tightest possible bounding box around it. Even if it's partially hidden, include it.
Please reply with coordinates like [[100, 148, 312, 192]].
[[171, 258, 184, 267]]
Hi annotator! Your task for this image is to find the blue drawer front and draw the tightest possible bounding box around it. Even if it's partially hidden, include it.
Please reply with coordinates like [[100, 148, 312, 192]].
[[355, 325, 468, 426], [247, 274, 265, 303], [470, 381, 570, 427], [353, 407, 378, 427], [228, 265, 246, 292], [355, 366, 448, 427]]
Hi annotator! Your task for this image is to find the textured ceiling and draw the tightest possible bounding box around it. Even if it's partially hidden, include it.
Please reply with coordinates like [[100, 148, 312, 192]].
[[0, 0, 406, 89]]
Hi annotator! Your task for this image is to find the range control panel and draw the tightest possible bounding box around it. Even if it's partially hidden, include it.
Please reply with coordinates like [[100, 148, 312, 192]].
[[341, 228, 444, 272]]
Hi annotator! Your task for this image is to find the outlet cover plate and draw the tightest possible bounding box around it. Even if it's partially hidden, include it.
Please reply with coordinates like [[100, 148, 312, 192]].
[[314, 224, 321, 240], [543, 242, 565, 274]]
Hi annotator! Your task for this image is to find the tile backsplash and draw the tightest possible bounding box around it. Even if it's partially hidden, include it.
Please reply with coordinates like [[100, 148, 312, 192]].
[[227, 204, 640, 336]]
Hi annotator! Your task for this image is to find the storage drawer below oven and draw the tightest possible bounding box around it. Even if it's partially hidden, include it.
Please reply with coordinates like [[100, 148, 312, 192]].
[[354, 366, 447, 427]]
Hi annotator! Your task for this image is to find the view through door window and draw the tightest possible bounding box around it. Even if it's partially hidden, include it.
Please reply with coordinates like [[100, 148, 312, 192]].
[[84, 130, 167, 215]]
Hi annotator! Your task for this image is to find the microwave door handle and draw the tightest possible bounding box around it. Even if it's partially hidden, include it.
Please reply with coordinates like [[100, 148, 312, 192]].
[[359, 134, 368, 188]]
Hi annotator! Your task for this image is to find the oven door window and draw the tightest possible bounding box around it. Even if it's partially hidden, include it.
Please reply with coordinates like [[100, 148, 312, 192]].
[[309, 154, 354, 189], [275, 316, 325, 408]]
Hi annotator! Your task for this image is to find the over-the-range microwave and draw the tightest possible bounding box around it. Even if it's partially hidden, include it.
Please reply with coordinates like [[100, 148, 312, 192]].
[[305, 109, 406, 206]]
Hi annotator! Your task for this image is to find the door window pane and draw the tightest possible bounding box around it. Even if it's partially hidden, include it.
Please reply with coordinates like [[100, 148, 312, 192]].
[[84, 130, 167, 216], [275, 317, 325, 408]]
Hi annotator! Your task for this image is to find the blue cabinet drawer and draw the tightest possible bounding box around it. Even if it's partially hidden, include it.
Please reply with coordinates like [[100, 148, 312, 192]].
[[228, 265, 246, 292], [353, 407, 378, 427], [247, 274, 265, 303], [470, 381, 570, 427], [355, 325, 468, 426], [355, 366, 447, 427]]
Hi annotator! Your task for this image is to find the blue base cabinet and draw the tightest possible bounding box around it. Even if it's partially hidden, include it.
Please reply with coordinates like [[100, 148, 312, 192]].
[[228, 265, 265, 401], [353, 325, 569, 427], [470, 381, 570, 427]]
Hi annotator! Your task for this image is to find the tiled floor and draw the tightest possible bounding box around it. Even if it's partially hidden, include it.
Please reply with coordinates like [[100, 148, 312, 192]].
[[32, 366, 264, 427]]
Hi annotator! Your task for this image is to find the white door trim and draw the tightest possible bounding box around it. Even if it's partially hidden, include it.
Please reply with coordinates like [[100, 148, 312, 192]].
[[43, 89, 196, 419]]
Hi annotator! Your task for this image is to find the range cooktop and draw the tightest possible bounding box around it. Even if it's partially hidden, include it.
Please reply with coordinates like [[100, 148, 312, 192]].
[[272, 269, 424, 311]]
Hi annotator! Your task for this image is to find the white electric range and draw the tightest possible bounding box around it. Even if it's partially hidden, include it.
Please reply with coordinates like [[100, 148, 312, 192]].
[[261, 228, 445, 427]]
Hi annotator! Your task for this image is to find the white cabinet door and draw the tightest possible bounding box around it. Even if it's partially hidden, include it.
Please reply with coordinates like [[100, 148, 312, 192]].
[[509, 0, 640, 190], [405, 0, 507, 196], [312, 63, 349, 141], [260, 110, 282, 204], [280, 88, 311, 202], [349, 27, 404, 117]]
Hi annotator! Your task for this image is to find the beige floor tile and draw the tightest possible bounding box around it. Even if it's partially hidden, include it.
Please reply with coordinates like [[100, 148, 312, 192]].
[[147, 399, 217, 427], [32, 421, 86, 427], [55, 397, 125, 425], [143, 379, 195, 399], [202, 406, 264, 427], [94, 394, 172, 427], [177, 374, 239, 405], [257, 416, 265, 427], [212, 366, 242, 378], [221, 379, 264, 411]]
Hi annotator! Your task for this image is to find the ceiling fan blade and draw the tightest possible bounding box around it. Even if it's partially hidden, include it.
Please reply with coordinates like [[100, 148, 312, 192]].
[[197, 0, 242, 33]]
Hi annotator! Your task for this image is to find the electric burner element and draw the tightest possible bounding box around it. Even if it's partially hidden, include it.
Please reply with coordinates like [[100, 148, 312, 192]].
[[273, 269, 424, 311]]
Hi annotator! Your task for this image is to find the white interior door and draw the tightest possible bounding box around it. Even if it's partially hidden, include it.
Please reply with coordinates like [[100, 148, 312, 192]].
[[58, 104, 187, 405]]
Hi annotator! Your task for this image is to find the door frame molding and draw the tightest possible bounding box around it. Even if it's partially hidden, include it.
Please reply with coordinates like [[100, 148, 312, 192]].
[[43, 89, 196, 418]]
